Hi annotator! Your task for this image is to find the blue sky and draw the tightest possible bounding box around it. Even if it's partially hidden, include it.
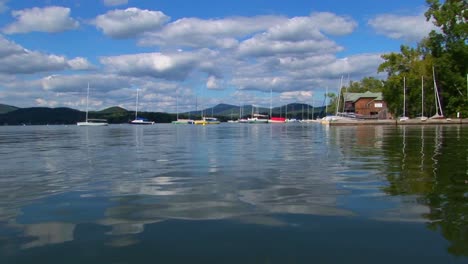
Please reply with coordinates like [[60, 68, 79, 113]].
[[0, 0, 436, 113]]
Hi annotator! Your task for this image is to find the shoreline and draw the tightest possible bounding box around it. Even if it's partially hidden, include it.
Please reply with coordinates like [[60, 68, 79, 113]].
[[327, 118, 468, 126]]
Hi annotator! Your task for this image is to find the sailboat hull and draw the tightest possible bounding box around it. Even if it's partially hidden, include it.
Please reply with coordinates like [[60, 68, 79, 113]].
[[77, 122, 108, 126]]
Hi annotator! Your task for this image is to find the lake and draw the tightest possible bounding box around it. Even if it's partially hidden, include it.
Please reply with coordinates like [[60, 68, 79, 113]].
[[0, 123, 467, 263]]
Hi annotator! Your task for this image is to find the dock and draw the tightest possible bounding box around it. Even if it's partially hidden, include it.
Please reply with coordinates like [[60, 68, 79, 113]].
[[326, 118, 468, 126]]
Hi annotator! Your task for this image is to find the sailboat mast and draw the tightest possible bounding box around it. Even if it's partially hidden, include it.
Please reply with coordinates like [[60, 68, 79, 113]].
[[432, 67, 444, 117], [85, 83, 89, 122], [135, 88, 139, 120], [176, 94, 179, 120], [311, 92, 314, 119], [325, 86, 328, 116], [336, 76, 343, 116], [270, 88, 272, 117], [421, 76, 424, 117], [403, 76, 406, 117]]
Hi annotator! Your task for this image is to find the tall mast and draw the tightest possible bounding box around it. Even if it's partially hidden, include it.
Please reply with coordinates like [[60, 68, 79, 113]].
[[421, 76, 424, 118], [432, 67, 444, 117], [135, 88, 139, 120], [311, 92, 314, 119], [270, 88, 272, 117], [176, 93, 179, 120], [325, 86, 328, 115], [336, 76, 343, 115], [85, 83, 89, 122], [403, 76, 406, 117]]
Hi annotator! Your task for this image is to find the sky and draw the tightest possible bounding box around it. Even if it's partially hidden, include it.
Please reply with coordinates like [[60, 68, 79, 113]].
[[0, 0, 437, 113]]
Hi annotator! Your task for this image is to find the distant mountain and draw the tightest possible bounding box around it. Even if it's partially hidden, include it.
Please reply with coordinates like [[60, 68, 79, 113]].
[[185, 103, 326, 120], [0, 103, 328, 125], [0, 104, 19, 114], [0, 107, 83, 125], [97, 106, 128, 114]]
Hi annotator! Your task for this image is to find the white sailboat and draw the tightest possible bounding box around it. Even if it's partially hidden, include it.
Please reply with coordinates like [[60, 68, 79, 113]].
[[130, 89, 155, 125], [172, 93, 194, 124], [77, 83, 108, 126]]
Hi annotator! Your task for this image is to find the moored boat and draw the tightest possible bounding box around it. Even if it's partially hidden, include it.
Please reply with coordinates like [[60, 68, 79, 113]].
[[172, 119, 194, 124], [77, 119, 108, 126], [247, 114, 269, 123], [194, 117, 220, 125], [130, 118, 155, 125], [268, 117, 286, 123]]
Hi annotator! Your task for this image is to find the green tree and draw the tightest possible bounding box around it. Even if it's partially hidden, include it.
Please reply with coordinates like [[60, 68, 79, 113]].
[[378, 46, 436, 117], [378, 0, 467, 117], [347, 77, 384, 93]]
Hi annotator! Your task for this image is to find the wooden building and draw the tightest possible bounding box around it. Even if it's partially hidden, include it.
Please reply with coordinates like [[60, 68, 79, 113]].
[[343, 91, 390, 119]]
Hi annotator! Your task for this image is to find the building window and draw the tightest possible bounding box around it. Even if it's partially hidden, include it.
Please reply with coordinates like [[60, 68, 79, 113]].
[[374, 103, 383, 108]]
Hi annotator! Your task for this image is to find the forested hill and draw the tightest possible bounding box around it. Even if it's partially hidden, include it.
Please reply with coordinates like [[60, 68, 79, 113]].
[[0, 105, 174, 125], [0, 104, 19, 114]]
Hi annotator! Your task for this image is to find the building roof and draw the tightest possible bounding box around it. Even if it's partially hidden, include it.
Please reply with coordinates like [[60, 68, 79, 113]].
[[343, 91, 383, 102]]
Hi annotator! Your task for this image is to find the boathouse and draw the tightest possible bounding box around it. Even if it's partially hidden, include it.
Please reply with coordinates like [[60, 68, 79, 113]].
[[343, 91, 390, 119]]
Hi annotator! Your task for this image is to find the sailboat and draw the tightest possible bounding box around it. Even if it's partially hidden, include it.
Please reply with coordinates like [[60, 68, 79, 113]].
[[399, 76, 409, 121], [130, 89, 155, 125], [77, 83, 108, 126], [430, 67, 444, 119], [172, 93, 194, 124]]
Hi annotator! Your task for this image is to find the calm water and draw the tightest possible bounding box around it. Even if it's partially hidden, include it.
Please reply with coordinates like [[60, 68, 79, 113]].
[[0, 123, 467, 263]]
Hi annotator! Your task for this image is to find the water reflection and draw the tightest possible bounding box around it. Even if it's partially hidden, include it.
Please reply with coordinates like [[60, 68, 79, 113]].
[[0, 124, 467, 259], [380, 125, 468, 256]]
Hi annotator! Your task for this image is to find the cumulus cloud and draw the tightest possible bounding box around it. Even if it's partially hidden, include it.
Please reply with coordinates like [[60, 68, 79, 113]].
[[41, 74, 132, 93], [231, 52, 383, 93], [238, 37, 342, 57], [100, 50, 217, 80], [139, 16, 286, 48], [93, 7, 170, 38], [67, 57, 94, 71], [0, 35, 24, 58], [0, 51, 68, 74], [2, 6, 79, 34], [206, 75, 220, 89], [309, 12, 357, 36], [368, 13, 436, 42], [236, 12, 356, 58], [103, 0, 128, 7], [0, 36, 92, 74]]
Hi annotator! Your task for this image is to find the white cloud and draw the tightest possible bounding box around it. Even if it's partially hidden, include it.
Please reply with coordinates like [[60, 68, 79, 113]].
[[238, 37, 342, 57], [236, 12, 356, 58], [0, 51, 68, 74], [103, 0, 128, 7], [309, 12, 357, 36], [206, 75, 220, 89], [41, 74, 132, 93], [35, 98, 58, 107], [0, 36, 92, 74], [67, 57, 94, 71], [2, 6, 79, 34], [93, 7, 170, 38], [230, 53, 383, 94], [100, 50, 218, 80], [368, 13, 436, 42], [139, 16, 286, 48], [0, 35, 24, 58]]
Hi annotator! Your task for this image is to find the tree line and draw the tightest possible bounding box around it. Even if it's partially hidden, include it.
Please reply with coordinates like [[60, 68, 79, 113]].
[[327, 0, 467, 118]]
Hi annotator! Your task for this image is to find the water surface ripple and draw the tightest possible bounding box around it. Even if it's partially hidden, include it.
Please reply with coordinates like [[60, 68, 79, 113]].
[[0, 124, 467, 263]]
